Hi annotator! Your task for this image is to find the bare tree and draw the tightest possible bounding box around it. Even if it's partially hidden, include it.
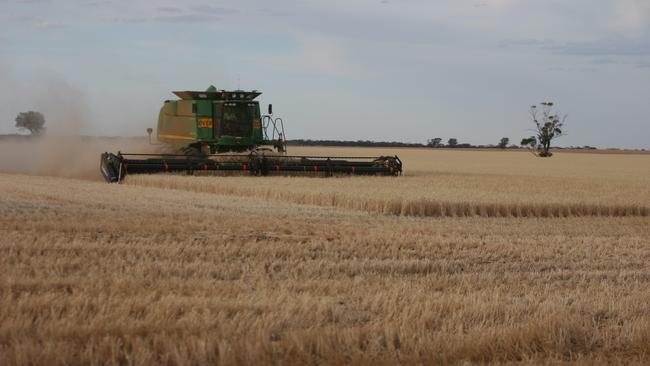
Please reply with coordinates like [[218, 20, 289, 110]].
[[523, 102, 566, 157]]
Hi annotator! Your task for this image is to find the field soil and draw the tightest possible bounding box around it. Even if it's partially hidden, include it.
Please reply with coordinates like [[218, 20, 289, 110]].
[[1, 143, 649, 365]]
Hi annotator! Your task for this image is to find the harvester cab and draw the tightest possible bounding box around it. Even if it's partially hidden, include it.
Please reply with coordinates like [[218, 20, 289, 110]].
[[100, 86, 402, 183], [156, 85, 286, 155]]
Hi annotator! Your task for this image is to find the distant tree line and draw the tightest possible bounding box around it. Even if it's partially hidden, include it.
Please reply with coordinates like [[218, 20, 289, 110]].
[[424, 137, 518, 149], [11, 102, 610, 155], [287, 138, 524, 149], [286, 139, 427, 148], [288, 137, 599, 151], [289, 101, 581, 157]]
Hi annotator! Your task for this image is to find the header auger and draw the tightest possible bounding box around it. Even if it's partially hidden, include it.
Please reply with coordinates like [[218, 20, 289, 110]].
[[100, 86, 402, 182]]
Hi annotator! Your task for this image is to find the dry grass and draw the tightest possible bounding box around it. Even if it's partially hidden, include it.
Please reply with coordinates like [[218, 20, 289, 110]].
[[287, 146, 650, 180], [126, 148, 650, 218], [2, 148, 650, 365]]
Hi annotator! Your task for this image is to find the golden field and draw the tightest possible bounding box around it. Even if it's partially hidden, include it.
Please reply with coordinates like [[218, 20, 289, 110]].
[[129, 147, 650, 218], [1, 147, 649, 365]]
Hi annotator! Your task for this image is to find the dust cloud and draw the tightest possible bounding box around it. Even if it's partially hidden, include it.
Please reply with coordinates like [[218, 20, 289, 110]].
[[0, 70, 159, 181], [0, 136, 158, 181]]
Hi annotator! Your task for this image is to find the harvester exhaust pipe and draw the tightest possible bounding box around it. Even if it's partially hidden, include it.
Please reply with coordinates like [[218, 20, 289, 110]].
[[146, 128, 153, 145]]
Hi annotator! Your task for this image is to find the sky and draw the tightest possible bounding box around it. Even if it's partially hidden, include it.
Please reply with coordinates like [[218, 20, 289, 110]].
[[0, 0, 649, 148]]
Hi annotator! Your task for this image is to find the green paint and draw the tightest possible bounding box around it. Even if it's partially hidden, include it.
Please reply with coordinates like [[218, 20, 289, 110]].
[[156, 86, 286, 154]]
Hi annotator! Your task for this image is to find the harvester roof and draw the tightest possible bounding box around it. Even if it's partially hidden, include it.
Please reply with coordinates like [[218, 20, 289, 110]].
[[173, 86, 261, 101]]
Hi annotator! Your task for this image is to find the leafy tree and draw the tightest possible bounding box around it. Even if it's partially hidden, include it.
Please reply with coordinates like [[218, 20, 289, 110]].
[[524, 102, 566, 157], [447, 138, 458, 147], [15, 111, 46, 135], [497, 137, 509, 149], [520, 136, 537, 153], [427, 137, 443, 147]]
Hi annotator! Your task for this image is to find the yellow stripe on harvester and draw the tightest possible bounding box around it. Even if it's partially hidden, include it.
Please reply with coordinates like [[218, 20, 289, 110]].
[[157, 133, 196, 141]]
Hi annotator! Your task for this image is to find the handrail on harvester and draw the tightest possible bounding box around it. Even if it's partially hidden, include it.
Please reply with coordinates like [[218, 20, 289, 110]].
[[262, 115, 286, 152]]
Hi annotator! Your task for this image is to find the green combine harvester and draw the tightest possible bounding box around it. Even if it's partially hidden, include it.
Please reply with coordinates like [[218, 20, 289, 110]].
[[100, 86, 402, 182]]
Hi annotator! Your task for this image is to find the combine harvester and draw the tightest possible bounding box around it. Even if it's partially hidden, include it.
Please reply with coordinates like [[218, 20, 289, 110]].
[[100, 86, 402, 182]]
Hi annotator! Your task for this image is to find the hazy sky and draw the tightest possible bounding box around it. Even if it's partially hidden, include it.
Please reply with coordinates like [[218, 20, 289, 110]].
[[1, 0, 649, 148]]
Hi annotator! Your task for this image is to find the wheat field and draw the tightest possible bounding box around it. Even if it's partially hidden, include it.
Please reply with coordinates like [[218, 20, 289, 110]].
[[127, 147, 650, 218], [1, 147, 650, 365]]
